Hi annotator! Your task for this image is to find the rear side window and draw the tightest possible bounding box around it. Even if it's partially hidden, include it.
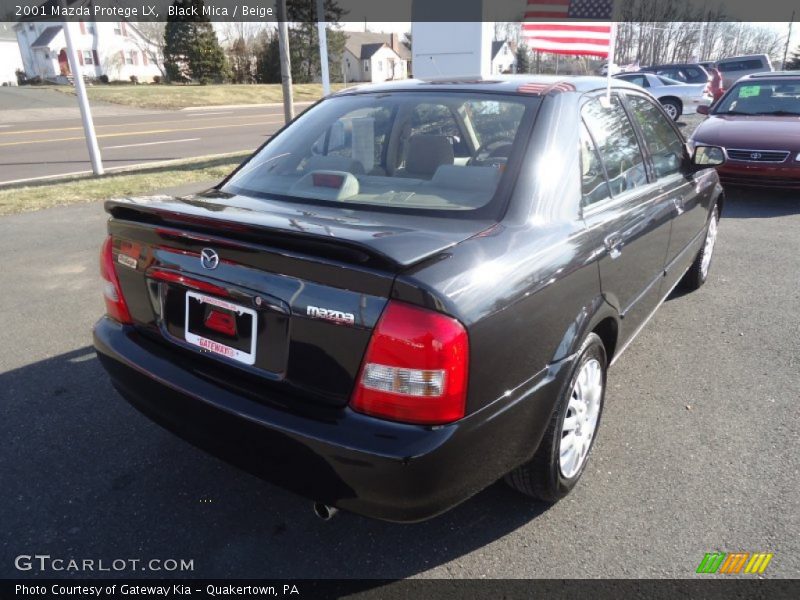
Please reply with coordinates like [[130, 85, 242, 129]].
[[621, 74, 649, 88], [625, 94, 684, 179], [581, 96, 647, 196], [579, 123, 612, 207], [685, 67, 704, 79], [719, 59, 765, 72], [657, 68, 681, 81]]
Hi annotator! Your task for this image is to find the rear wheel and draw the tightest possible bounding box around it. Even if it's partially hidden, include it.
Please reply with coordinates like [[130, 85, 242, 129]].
[[682, 204, 719, 291], [505, 333, 607, 502], [660, 98, 681, 121]]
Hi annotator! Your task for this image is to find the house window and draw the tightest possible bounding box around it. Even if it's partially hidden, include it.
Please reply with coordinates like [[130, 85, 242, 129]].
[[125, 51, 135, 65], [363, 60, 369, 71], [83, 50, 94, 65], [114, 23, 122, 36]]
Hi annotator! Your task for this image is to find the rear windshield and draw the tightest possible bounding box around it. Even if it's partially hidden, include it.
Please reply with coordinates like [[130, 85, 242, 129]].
[[221, 92, 537, 214], [714, 81, 800, 115]]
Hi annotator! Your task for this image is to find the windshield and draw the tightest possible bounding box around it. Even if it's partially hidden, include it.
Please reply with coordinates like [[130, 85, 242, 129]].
[[714, 81, 800, 115], [221, 92, 536, 214]]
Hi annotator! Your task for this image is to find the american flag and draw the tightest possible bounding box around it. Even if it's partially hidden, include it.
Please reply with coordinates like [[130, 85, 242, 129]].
[[522, 0, 614, 57]]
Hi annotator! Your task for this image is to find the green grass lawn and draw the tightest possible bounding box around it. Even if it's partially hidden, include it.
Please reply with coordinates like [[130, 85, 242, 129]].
[[0, 153, 248, 216], [53, 83, 348, 110]]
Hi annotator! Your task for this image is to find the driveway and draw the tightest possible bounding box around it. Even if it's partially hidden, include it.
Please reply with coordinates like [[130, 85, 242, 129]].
[[0, 188, 798, 579]]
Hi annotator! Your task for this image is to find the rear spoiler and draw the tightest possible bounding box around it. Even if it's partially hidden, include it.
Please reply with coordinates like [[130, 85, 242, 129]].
[[105, 198, 401, 272]]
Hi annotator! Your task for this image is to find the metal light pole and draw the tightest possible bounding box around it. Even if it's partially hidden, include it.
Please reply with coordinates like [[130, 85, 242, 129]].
[[60, 11, 103, 175], [316, 0, 331, 96], [781, 11, 795, 70], [276, 0, 295, 122]]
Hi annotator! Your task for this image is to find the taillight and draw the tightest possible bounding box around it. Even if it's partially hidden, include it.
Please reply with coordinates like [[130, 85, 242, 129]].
[[100, 236, 132, 324], [350, 301, 468, 425]]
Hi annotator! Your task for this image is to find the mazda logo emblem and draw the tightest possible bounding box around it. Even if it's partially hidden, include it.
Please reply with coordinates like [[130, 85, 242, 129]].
[[750, 152, 762, 160], [200, 248, 219, 270]]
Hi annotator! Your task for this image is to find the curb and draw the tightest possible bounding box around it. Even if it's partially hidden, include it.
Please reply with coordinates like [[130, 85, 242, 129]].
[[0, 151, 249, 188]]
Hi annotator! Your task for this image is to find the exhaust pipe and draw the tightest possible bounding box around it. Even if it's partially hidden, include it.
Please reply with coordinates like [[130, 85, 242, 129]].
[[313, 502, 338, 521]]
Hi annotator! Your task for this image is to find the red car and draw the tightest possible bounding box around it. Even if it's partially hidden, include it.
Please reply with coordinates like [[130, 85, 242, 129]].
[[692, 72, 800, 189]]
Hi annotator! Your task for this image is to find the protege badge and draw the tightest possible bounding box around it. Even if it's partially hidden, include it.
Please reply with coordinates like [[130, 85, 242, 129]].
[[306, 305, 355, 325]]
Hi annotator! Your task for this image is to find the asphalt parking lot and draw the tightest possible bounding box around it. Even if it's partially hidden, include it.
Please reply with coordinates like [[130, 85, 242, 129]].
[[0, 182, 798, 579]]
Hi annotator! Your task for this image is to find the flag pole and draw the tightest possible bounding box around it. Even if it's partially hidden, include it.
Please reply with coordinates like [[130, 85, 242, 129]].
[[604, 22, 617, 105], [316, 0, 331, 96]]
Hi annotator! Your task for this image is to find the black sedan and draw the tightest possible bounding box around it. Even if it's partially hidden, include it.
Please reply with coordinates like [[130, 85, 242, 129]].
[[94, 76, 725, 522]]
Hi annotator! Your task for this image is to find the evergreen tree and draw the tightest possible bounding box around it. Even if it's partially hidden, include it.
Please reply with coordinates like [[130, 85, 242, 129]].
[[163, 0, 229, 84], [286, 0, 347, 83], [786, 45, 800, 71], [255, 30, 282, 84], [516, 45, 531, 74]]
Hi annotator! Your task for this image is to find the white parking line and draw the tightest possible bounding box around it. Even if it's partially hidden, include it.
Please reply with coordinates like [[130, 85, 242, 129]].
[[103, 138, 201, 150], [190, 111, 233, 117]]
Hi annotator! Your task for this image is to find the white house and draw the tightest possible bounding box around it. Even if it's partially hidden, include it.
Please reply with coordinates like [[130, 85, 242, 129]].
[[15, 20, 162, 84], [0, 23, 24, 86], [490, 41, 517, 75], [341, 31, 410, 84]]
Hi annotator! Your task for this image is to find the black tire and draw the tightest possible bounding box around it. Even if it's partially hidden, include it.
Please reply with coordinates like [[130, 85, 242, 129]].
[[681, 204, 719, 291], [660, 98, 682, 121], [504, 333, 607, 502]]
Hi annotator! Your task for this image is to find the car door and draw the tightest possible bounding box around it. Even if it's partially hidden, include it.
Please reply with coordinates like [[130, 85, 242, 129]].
[[623, 92, 712, 290], [579, 94, 674, 344]]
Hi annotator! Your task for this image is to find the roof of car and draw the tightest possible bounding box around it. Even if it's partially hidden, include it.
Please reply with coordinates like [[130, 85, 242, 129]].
[[332, 75, 641, 97], [641, 63, 707, 70], [743, 71, 800, 80]]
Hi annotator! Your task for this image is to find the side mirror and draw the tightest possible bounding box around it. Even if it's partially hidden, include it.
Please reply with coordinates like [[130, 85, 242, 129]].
[[696, 105, 710, 116], [692, 145, 725, 167]]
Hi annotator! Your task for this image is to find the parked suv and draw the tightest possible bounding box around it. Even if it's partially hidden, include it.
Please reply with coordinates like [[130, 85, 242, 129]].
[[715, 54, 773, 88], [94, 77, 725, 522], [638, 63, 711, 84]]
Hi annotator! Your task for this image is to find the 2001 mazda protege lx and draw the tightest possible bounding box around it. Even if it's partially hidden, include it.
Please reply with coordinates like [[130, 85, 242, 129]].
[[94, 76, 726, 522]]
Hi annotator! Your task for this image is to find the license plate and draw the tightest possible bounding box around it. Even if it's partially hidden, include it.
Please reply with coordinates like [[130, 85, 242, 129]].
[[184, 291, 257, 365]]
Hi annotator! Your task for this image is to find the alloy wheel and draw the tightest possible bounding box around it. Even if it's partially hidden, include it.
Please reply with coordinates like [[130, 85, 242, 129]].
[[559, 358, 603, 479], [701, 212, 718, 279]]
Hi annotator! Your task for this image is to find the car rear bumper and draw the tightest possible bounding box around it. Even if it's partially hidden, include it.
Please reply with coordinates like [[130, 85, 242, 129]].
[[717, 163, 800, 189], [93, 318, 568, 522]]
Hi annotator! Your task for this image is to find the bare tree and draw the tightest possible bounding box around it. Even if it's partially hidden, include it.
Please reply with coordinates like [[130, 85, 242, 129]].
[[130, 22, 167, 78]]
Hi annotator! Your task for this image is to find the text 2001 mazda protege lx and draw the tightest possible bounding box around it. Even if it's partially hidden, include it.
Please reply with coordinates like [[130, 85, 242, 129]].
[[94, 77, 726, 522]]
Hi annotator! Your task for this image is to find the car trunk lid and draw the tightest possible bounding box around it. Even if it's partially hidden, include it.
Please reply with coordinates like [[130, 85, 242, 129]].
[[104, 193, 491, 408]]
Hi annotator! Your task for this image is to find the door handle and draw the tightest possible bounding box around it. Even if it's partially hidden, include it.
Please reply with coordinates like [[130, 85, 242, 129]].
[[672, 196, 685, 215], [604, 233, 623, 260]]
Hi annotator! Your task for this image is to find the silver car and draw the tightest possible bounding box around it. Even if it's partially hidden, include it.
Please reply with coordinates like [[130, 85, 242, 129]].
[[614, 72, 713, 120]]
